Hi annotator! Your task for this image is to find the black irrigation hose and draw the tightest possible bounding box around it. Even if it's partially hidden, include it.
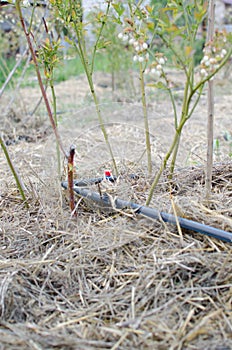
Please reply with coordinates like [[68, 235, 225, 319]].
[[61, 179, 232, 243]]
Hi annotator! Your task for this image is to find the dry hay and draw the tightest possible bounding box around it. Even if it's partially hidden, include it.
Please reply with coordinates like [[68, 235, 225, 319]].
[[1, 153, 232, 350], [0, 76, 232, 350]]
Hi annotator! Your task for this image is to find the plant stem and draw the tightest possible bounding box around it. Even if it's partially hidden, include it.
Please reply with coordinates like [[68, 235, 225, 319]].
[[188, 84, 204, 119], [139, 62, 152, 175], [160, 34, 190, 82], [169, 83, 204, 177], [72, 9, 118, 175], [0, 135, 28, 207], [168, 68, 190, 179], [50, 79, 61, 178], [169, 135, 181, 177], [90, 2, 110, 76], [146, 119, 186, 206], [67, 145, 76, 215], [164, 77, 178, 129]]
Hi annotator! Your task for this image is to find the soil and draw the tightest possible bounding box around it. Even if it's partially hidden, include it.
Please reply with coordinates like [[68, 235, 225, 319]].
[[0, 68, 232, 350]]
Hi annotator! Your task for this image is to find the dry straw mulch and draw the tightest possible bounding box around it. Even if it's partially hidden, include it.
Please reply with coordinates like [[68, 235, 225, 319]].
[[0, 74, 232, 350], [0, 158, 232, 350]]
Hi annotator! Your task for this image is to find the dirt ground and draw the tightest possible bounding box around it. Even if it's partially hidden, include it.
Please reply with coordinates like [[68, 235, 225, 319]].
[[0, 68, 232, 350]]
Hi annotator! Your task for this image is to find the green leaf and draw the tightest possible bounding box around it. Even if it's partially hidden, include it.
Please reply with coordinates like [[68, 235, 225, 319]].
[[145, 5, 153, 14], [97, 40, 112, 50], [147, 82, 167, 90], [64, 36, 73, 46], [112, 3, 124, 17], [147, 21, 155, 31]]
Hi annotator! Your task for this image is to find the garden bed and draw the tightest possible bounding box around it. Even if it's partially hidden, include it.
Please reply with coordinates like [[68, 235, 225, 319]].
[[0, 72, 232, 350]]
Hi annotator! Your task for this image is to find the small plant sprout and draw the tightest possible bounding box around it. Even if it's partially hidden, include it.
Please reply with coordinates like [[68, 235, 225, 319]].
[[213, 138, 221, 160]]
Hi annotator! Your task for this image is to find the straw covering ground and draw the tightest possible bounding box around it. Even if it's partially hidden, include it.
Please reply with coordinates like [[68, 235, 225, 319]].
[[0, 71, 232, 349]]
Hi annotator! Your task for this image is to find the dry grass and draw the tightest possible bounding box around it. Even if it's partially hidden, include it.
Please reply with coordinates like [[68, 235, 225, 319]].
[[0, 73, 232, 350]]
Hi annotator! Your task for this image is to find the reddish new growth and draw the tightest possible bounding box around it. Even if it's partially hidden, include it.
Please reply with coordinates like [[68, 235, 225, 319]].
[[67, 145, 76, 216]]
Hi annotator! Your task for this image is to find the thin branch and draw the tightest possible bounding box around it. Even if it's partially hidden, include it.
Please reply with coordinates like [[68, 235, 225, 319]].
[[0, 135, 28, 207], [90, 1, 111, 76]]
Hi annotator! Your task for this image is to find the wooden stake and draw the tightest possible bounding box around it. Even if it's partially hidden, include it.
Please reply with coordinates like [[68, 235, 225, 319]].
[[205, 0, 215, 201]]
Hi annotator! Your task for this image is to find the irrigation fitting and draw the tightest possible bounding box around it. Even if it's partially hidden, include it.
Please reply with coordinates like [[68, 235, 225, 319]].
[[61, 176, 232, 243]]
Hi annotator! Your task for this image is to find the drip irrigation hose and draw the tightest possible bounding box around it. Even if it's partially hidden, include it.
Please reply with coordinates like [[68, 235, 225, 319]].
[[61, 178, 232, 243]]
